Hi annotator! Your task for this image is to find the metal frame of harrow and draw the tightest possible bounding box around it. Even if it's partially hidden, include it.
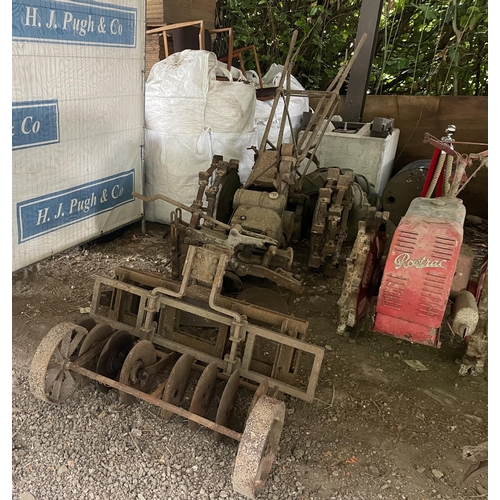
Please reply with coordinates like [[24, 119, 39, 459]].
[[89, 245, 324, 403], [29, 245, 324, 498]]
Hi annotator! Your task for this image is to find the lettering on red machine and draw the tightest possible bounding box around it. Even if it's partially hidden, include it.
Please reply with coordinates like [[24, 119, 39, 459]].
[[394, 253, 447, 270]]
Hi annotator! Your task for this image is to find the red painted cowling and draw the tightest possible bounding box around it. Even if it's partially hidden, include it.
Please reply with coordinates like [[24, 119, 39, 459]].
[[374, 197, 466, 347]]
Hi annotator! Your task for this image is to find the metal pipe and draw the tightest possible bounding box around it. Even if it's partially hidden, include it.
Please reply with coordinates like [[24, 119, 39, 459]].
[[207, 253, 246, 374], [132, 191, 232, 231]]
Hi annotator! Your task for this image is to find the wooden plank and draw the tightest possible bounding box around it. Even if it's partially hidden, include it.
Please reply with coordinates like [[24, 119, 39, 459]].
[[315, 95, 488, 219], [358, 95, 488, 171], [356, 95, 488, 218]]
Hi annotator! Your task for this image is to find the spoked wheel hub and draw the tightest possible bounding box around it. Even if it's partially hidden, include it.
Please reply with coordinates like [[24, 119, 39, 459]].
[[29, 322, 89, 404]]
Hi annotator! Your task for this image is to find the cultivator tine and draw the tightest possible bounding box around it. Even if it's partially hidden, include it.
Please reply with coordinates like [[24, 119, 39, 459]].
[[309, 168, 355, 272], [337, 209, 390, 336]]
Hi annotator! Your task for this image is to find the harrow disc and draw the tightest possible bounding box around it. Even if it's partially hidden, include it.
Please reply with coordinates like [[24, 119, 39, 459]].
[[247, 378, 269, 418], [214, 369, 240, 442], [77, 323, 114, 385], [74, 316, 97, 332], [161, 353, 194, 420], [29, 322, 88, 404], [119, 340, 157, 405], [95, 330, 136, 393], [188, 362, 218, 431], [232, 395, 285, 499]]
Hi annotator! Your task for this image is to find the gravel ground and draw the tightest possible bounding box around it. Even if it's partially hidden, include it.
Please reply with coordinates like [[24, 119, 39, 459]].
[[12, 220, 489, 500], [12, 374, 255, 500]]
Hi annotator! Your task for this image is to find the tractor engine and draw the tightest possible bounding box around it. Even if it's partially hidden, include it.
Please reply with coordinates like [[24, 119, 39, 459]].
[[374, 197, 466, 347]]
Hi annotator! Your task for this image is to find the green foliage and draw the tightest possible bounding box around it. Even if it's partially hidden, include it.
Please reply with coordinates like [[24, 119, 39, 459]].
[[214, 0, 487, 95]]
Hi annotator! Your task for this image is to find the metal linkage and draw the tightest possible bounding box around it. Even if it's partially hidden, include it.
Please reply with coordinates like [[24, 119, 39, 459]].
[[337, 208, 390, 336], [309, 168, 355, 272], [90, 245, 324, 402]]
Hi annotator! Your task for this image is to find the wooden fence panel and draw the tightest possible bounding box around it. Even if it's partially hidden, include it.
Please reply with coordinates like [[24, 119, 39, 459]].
[[338, 95, 488, 219]]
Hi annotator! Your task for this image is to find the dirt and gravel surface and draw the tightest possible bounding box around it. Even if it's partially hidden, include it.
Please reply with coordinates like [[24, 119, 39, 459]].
[[12, 218, 488, 500]]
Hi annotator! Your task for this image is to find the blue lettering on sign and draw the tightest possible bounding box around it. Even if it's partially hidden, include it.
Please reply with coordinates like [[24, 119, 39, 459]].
[[12, 100, 60, 150], [17, 170, 136, 243], [12, 0, 137, 48]]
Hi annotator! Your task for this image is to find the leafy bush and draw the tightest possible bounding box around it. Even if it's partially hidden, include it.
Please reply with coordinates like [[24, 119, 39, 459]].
[[214, 0, 487, 95]]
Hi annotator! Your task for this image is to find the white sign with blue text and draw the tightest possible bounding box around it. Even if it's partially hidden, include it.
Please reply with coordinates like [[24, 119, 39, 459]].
[[12, 0, 145, 271]]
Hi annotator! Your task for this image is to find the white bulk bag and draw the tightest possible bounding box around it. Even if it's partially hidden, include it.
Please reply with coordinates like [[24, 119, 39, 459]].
[[206, 78, 256, 134], [144, 129, 212, 224], [144, 50, 260, 223], [145, 50, 218, 135]]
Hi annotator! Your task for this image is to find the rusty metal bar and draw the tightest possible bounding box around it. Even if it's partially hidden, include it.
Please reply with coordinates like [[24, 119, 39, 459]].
[[132, 192, 232, 231], [243, 323, 324, 402], [69, 364, 242, 441], [423, 133, 461, 160], [91, 271, 309, 335], [150, 336, 226, 368]]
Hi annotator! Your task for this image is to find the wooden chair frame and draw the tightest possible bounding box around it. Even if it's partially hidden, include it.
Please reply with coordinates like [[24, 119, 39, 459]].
[[146, 23, 263, 88], [146, 20, 205, 58]]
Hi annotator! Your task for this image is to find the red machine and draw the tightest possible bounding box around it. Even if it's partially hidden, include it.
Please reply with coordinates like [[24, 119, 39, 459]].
[[337, 129, 487, 372], [374, 196, 466, 347]]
